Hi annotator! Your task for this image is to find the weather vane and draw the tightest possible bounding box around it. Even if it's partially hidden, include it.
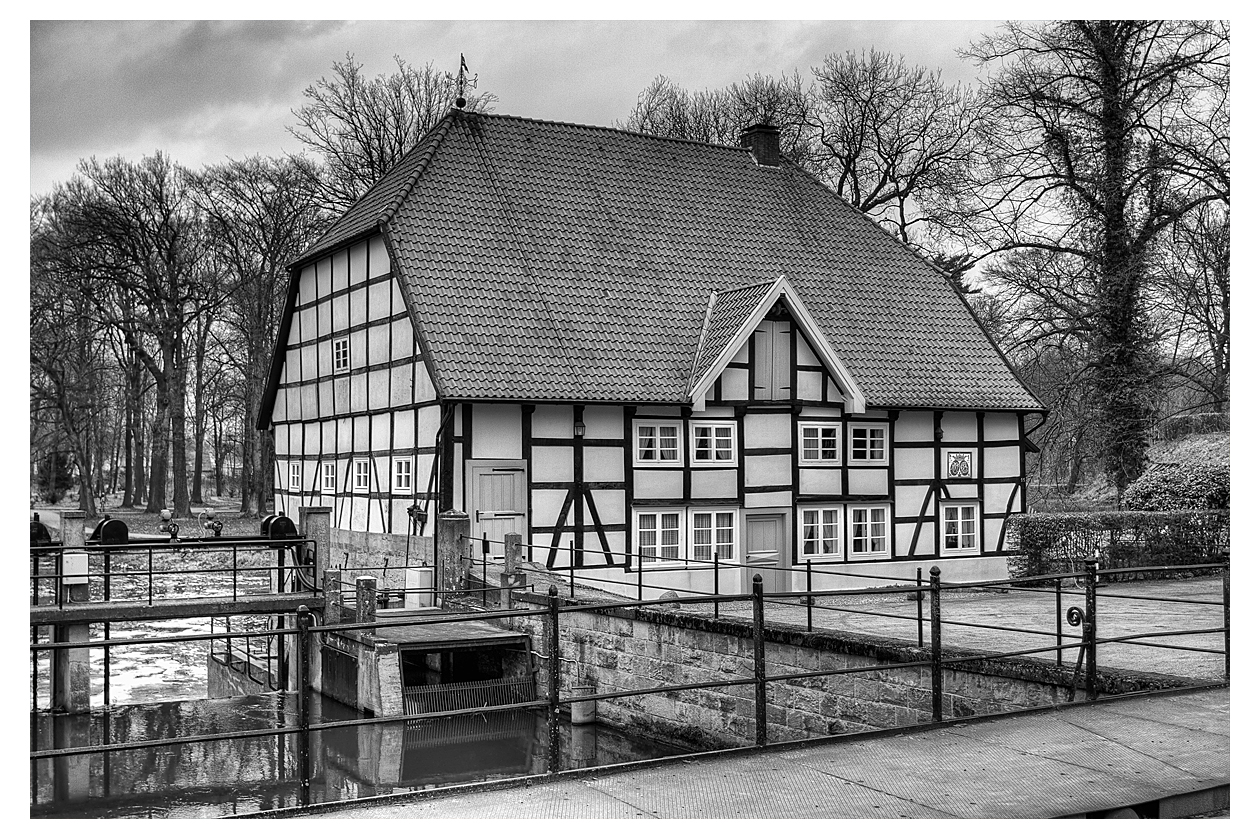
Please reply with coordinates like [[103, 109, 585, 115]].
[[447, 54, 478, 109]]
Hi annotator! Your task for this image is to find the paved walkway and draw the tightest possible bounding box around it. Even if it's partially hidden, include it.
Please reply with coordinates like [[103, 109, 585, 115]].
[[297, 687, 1228, 819]]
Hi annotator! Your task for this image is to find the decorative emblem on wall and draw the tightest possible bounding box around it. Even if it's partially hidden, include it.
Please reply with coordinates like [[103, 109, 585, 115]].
[[947, 451, 973, 478]]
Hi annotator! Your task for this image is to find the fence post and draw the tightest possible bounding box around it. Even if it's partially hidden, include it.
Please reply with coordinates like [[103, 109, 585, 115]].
[[930, 566, 943, 722], [1055, 577, 1063, 667], [481, 532, 490, 607], [753, 574, 767, 747], [1219, 554, 1229, 680], [297, 506, 331, 588], [502, 533, 523, 610], [713, 551, 720, 620], [355, 576, 377, 626], [547, 585, 561, 774], [916, 567, 924, 648], [53, 510, 90, 714], [296, 605, 312, 807], [1084, 559, 1098, 701], [436, 511, 470, 605], [569, 540, 576, 599], [805, 558, 813, 632]]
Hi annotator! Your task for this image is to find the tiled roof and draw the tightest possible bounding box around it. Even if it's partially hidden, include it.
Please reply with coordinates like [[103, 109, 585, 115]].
[[308, 110, 1042, 411], [688, 282, 775, 392]]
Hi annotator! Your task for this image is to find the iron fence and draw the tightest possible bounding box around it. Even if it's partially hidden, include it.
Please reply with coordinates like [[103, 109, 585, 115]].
[[29, 557, 1227, 815]]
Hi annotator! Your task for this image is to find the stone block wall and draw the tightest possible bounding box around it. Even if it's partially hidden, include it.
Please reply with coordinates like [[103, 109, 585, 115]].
[[327, 529, 433, 594], [495, 593, 1171, 750]]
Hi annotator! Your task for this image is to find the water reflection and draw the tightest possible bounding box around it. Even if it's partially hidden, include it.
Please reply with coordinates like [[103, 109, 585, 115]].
[[31, 691, 685, 818]]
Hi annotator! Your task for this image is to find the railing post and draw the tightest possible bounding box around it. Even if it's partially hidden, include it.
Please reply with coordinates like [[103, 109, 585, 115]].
[[1055, 577, 1064, 667], [752, 574, 767, 747], [435, 511, 470, 606], [481, 532, 490, 607], [1223, 558, 1230, 680], [805, 557, 813, 633], [713, 551, 720, 620], [502, 533, 523, 610], [547, 585, 561, 774], [569, 540, 576, 599], [1084, 559, 1098, 701], [53, 510, 90, 714], [323, 570, 343, 624], [929, 566, 943, 722], [296, 605, 312, 807], [916, 567, 924, 648], [297, 506, 331, 588], [355, 576, 377, 626]]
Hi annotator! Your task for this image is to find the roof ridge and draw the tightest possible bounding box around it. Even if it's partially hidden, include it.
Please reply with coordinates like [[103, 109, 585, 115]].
[[687, 290, 719, 395], [461, 109, 752, 154], [375, 112, 457, 227]]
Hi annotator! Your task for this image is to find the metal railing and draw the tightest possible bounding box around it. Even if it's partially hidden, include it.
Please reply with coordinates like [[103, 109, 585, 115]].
[[29, 538, 320, 608], [30, 556, 1228, 815]]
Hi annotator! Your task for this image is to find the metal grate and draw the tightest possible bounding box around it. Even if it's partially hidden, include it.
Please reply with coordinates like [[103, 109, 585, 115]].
[[403, 676, 536, 716]]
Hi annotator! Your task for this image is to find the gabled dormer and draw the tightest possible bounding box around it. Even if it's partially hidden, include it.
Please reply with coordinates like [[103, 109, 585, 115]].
[[687, 276, 866, 414]]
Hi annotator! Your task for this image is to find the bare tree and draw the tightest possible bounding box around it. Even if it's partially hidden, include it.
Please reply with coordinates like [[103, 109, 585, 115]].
[[959, 20, 1229, 490], [189, 155, 327, 515], [289, 54, 496, 214]]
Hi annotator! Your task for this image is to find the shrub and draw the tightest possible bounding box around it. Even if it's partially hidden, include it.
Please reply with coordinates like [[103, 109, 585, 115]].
[[1122, 463, 1229, 511], [1006, 509, 1229, 581]]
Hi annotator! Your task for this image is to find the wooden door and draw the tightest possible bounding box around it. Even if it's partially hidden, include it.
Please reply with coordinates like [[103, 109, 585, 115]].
[[470, 465, 526, 557], [744, 513, 788, 593]]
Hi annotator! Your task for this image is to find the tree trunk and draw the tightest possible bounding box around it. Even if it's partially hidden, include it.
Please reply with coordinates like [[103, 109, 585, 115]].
[[169, 343, 192, 517], [146, 373, 170, 514]]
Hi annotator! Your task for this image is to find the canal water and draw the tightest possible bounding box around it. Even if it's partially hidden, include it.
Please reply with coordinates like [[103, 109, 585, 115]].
[[32, 691, 688, 818], [31, 546, 688, 817]]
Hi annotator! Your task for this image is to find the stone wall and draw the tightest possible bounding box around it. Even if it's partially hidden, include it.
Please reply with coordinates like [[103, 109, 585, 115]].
[[327, 528, 433, 591], [494, 592, 1190, 750]]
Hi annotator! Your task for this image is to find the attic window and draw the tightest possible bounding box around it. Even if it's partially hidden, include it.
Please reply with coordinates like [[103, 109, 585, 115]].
[[333, 337, 350, 373]]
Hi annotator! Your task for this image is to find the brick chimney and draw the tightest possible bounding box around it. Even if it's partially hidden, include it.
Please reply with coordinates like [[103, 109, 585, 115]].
[[739, 124, 781, 167]]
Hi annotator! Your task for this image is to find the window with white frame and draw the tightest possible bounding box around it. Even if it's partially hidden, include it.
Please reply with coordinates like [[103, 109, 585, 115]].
[[392, 457, 413, 493], [633, 421, 682, 465], [942, 503, 979, 554], [849, 505, 890, 558], [800, 423, 841, 463], [332, 336, 350, 373], [692, 510, 736, 563], [801, 507, 842, 558], [692, 421, 736, 464], [849, 423, 888, 465], [288, 461, 302, 492], [352, 458, 370, 493], [636, 510, 682, 563], [321, 461, 337, 493]]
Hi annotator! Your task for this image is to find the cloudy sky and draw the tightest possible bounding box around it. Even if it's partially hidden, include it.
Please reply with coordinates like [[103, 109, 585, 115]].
[[30, 19, 1005, 196]]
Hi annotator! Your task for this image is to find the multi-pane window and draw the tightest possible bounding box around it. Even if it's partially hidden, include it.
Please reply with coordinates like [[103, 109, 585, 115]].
[[288, 461, 302, 491], [692, 511, 736, 562], [850, 505, 890, 557], [637, 511, 682, 562], [332, 336, 350, 373], [692, 422, 736, 463], [800, 423, 841, 462], [352, 459, 370, 493], [849, 424, 888, 464], [634, 421, 682, 465], [321, 462, 337, 493], [943, 504, 979, 553], [392, 458, 413, 493], [801, 508, 842, 557]]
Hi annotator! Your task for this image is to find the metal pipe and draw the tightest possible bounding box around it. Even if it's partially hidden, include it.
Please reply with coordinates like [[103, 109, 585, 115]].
[[482, 531, 489, 608], [547, 585, 561, 774], [1084, 559, 1098, 701], [296, 605, 311, 807], [916, 567, 924, 648], [753, 574, 767, 747], [930, 566, 943, 722], [713, 550, 720, 620], [1056, 578, 1063, 667], [147, 547, 153, 605], [1223, 560, 1230, 680], [806, 558, 813, 632]]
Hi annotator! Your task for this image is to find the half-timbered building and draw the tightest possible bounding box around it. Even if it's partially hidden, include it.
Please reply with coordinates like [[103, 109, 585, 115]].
[[260, 110, 1044, 596]]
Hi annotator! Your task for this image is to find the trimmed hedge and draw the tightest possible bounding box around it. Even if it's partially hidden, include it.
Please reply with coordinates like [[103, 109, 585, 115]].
[[1006, 509, 1229, 580], [1122, 463, 1229, 511]]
